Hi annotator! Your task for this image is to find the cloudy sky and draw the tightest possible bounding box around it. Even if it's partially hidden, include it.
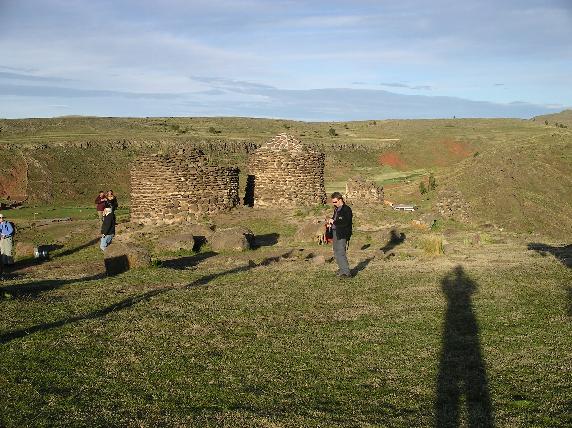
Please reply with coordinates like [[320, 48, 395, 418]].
[[1, 0, 571, 120]]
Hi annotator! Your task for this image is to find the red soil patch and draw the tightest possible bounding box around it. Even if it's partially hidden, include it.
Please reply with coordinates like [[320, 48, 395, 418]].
[[440, 139, 472, 157], [0, 155, 29, 200], [378, 151, 407, 169]]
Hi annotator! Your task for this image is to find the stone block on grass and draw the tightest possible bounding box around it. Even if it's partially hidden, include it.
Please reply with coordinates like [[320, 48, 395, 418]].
[[104, 243, 151, 275], [209, 227, 254, 252], [156, 233, 196, 252]]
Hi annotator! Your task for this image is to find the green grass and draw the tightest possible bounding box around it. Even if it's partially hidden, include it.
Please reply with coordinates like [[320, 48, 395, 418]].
[[0, 216, 571, 427]]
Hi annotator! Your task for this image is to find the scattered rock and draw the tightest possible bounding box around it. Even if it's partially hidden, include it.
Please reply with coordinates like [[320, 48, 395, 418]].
[[156, 233, 196, 252], [311, 254, 326, 265], [209, 227, 254, 251], [294, 219, 325, 243], [104, 243, 151, 275], [15, 241, 35, 258]]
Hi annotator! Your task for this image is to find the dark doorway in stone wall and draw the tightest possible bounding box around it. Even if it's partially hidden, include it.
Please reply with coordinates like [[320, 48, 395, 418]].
[[244, 174, 255, 207]]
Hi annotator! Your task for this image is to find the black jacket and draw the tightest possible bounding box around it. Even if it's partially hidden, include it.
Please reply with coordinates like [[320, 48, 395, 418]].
[[101, 213, 116, 236], [105, 196, 118, 212], [332, 203, 352, 240]]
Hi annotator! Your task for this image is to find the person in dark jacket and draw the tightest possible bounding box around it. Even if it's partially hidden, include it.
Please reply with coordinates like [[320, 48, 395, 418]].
[[327, 192, 353, 278], [105, 189, 119, 212], [100, 207, 116, 251], [95, 190, 107, 221]]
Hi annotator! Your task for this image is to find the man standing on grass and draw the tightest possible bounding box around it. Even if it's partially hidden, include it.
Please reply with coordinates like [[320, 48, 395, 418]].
[[327, 192, 353, 278], [0, 213, 15, 265]]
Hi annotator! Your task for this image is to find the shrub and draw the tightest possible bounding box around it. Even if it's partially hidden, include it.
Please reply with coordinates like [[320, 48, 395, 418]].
[[428, 173, 437, 191], [420, 235, 444, 255], [419, 181, 427, 195], [328, 127, 337, 137]]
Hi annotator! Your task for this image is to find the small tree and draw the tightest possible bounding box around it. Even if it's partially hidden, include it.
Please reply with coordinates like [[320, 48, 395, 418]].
[[329, 127, 337, 137], [428, 173, 437, 191], [419, 181, 427, 195]]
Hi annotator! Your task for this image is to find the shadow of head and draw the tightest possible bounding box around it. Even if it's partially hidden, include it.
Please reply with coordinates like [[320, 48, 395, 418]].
[[442, 265, 476, 300]]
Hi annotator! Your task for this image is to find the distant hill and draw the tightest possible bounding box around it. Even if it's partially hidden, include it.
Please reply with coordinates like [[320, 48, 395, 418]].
[[0, 116, 570, 239], [444, 132, 572, 239], [534, 109, 572, 127]]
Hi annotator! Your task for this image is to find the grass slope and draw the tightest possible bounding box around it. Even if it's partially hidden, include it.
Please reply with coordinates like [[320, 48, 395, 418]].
[[0, 215, 571, 427]]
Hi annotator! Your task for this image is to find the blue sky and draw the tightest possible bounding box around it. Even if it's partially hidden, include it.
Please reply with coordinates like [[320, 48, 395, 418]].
[[1, 0, 571, 120]]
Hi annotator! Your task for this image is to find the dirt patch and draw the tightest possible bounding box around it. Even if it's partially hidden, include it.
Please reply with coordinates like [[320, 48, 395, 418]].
[[378, 151, 407, 169], [434, 139, 473, 166]]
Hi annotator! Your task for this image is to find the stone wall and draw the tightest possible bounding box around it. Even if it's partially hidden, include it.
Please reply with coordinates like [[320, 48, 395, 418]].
[[345, 176, 384, 204], [246, 134, 326, 207], [131, 149, 239, 224]]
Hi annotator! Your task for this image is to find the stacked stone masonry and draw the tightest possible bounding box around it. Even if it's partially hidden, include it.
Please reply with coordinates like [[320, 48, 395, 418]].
[[345, 176, 384, 204], [131, 149, 239, 224], [247, 134, 326, 207]]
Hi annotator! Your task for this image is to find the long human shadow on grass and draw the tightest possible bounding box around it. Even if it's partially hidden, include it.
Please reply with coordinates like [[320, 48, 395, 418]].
[[527, 243, 572, 268], [0, 251, 293, 345], [53, 238, 100, 259], [160, 251, 218, 270], [6, 238, 100, 274], [351, 257, 375, 276], [435, 265, 494, 428], [380, 228, 406, 253], [0, 273, 105, 299]]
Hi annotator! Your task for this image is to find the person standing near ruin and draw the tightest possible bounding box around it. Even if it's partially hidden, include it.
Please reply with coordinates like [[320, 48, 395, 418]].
[[0, 213, 15, 265], [105, 189, 118, 213], [327, 192, 353, 278], [100, 207, 116, 251], [95, 190, 107, 221]]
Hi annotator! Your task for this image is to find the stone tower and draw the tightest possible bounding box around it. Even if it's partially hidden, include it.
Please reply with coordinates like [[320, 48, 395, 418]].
[[246, 133, 326, 207], [130, 149, 239, 224]]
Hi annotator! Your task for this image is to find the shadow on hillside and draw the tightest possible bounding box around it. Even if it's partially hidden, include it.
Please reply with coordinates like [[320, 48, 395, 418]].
[[527, 243, 572, 268], [380, 229, 406, 253], [0, 252, 292, 345], [160, 251, 218, 270], [0, 273, 104, 300], [435, 265, 494, 428]]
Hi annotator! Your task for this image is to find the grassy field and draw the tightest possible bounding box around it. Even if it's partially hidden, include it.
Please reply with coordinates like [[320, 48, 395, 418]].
[[0, 115, 570, 426], [1, 208, 571, 427]]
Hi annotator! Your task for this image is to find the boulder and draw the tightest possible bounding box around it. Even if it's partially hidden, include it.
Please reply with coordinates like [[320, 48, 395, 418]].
[[209, 227, 254, 252], [104, 242, 151, 275], [156, 233, 196, 252], [294, 220, 325, 243], [15, 241, 35, 258]]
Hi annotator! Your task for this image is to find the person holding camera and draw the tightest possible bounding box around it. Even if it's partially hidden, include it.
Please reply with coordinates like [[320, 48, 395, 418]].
[[327, 192, 353, 278]]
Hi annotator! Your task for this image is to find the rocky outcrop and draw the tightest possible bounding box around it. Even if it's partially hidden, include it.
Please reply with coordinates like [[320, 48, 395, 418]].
[[345, 176, 384, 204]]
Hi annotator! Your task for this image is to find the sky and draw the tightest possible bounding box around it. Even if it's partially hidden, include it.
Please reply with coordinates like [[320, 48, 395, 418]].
[[1, 0, 571, 120]]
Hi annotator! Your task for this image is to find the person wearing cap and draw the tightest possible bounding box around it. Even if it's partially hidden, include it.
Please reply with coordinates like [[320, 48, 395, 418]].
[[100, 207, 116, 251], [0, 214, 15, 265]]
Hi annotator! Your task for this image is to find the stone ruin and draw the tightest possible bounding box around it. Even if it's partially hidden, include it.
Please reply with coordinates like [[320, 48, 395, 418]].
[[246, 133, 326, 207], [130, 149, 239, 224], [345, 176, 384, 204]]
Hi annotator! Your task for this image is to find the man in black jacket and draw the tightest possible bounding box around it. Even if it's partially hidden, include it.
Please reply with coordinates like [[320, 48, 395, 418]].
[[327, 192, 353, 278], [100, 207, 116, 251]]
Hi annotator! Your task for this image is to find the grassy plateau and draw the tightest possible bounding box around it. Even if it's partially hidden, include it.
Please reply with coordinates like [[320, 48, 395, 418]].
[[0, 115, 571, 427]]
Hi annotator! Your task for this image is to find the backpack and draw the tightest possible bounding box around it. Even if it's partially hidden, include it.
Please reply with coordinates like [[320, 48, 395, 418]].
[[8, 221, 16, 236]]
